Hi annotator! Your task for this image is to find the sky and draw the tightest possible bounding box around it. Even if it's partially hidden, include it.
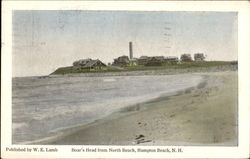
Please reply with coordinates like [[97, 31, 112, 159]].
[[13, 11, 237, 77]]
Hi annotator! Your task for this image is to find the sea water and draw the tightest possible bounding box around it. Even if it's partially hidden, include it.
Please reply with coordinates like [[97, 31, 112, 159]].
[[12, 74, 203, 144]]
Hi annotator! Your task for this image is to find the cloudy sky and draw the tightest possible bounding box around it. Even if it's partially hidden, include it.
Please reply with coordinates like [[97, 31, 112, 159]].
[[13, 11, 237, 77]]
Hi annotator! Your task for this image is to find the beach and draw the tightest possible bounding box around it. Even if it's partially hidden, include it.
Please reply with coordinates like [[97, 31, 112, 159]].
[[45, 71, 238, 146]]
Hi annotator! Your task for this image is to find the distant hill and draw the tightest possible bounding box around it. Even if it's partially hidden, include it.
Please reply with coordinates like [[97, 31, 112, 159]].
[[50, 61, 237, 75]]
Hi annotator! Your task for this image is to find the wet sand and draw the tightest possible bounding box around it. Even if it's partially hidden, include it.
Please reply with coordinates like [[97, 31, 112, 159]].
[[45, 71, 237, 146]]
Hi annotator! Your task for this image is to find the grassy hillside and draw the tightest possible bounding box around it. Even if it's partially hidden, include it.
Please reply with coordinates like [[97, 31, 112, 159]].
[[51, 61, 236, 75], [124, 61, 233, 71], [51, 66, 120, 75]]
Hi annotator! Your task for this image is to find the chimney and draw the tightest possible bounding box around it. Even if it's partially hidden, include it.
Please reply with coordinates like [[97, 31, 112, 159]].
[[129, 42, 133, 59]]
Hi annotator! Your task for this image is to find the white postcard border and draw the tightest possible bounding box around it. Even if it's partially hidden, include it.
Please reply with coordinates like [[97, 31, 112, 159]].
[[1, 1, 250, 158]]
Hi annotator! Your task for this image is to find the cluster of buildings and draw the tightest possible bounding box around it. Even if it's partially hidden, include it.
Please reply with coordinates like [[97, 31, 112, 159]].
[[112, 42, 206, 66], [71, 42, 206, 70], [181, 53, 206, 62], [113, 55, 179, 66]]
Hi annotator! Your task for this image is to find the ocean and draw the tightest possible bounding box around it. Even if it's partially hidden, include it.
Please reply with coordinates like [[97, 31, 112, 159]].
[[12, 74, 203, 144]]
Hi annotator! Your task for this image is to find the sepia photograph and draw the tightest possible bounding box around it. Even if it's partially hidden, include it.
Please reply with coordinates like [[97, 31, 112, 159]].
[[2, 1, 250, 159], [12, 10, 238, 146]]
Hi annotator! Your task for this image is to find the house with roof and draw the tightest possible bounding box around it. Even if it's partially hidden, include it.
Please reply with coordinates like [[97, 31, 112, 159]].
[[145, 56, 165, 66], [165, 56, 179, 64], [180, 54, 193, 62], [113, 55, 130, 66], [152, 56, 165, 61], [194, 53, 206, 61], [73, 58, 92, 67], [73, 58, 107, 70], [138, 56, 150, 65]]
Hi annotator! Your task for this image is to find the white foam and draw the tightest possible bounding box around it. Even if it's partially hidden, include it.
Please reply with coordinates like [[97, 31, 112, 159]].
[[12, 123, 28, 130], [103, 78, 116, 82]]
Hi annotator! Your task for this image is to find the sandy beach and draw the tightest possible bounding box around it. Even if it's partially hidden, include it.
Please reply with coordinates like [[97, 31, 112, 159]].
[[44, 71, 237, 146]]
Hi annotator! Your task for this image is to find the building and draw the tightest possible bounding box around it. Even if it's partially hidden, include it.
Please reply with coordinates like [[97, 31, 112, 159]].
[[165, 56, 179, 64], [73, 58, 106, 70], [180, 54, 193, 62], [138, 56, 150, 65], [194, 53, 206, 61], [152, 56, 165, 61], [113, 55, 130, 66], [73, 58, 92, 67], [83, 59, 107, 70], [145, 56, 163, 66]]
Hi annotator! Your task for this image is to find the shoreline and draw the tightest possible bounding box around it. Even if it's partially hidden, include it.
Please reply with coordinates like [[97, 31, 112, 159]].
[[36, 71, 237, 146]]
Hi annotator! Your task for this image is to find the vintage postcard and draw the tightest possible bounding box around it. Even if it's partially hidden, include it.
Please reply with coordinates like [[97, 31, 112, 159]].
[[1, 1, 250, 158]]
